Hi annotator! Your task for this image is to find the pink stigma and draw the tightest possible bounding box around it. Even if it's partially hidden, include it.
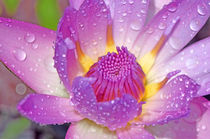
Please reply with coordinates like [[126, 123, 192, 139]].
[[86, 47, 145, 102]]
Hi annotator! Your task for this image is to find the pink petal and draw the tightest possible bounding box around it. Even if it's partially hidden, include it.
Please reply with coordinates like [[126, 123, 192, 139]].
[[65, 119, 117, 139], [148, 37, 210, 96], [112, 0, 149, 49], [69, 0, 84, 10], [76, 0, 111, 60], [133, 0, 210, 64], [71, 77, 143, 130], [18, 93, 83, 125], [0, 17, 67, 97], [146, 97, 210, 139], [135, 75, 200, 126], [117, 125, 154, 139], [55, 7, 83, 91]]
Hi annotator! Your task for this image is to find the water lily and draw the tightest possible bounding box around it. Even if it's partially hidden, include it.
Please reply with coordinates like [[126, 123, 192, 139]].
[[0, 0, 210, 138]]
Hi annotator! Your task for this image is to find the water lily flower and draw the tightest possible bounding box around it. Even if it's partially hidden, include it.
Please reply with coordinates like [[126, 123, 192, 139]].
[[0, 0, 210, 138]]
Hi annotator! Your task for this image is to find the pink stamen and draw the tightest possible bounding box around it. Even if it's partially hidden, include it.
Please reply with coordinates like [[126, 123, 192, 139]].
[[86, 47, 145, 102]]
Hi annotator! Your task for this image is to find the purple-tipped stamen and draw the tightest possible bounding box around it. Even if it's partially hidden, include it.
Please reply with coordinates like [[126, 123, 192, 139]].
[[86, 46, 145, 102]]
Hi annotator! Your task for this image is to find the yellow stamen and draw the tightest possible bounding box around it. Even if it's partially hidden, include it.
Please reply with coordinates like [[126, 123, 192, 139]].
[[140, 77, 168, 102], [75, 41, 94, 72], [138, 35, 166, 74], [105, 24, 116, 53], [138, 17, 180, 74]]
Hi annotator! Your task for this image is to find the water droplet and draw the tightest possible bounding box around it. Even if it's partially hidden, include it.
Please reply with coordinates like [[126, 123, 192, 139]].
[[16, 83, 27, 95], [122, 12, 127, 16], [13, 49, 27, 61], [162, 14, 168, 19], [169, 38, 180, 50], [140, 9, 146, 14], [130, 21, 142, 31], [201, 125, 206, 130], [64, 38, 75, 49], [146, 28, 154, 34], [128, 0, 134, 4], [185, 59, 197, 69], [168, 4, 177, 12], [190, 19, 200, 31], [158, 22, 166, 30], [142, 0, 147, 4], [197, 4, 207, 16], [32, 44, 38, 49], [25, 33, 35, 43], [44, 56, 57, 72]]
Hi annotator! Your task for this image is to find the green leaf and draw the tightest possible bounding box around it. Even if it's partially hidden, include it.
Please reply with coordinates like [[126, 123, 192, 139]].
[[1, 117, 31, 139], [3, 0, 20, 16], [36, 0, 61, 30]]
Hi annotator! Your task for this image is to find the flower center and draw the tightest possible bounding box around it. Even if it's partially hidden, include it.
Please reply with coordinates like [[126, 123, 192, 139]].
[[86, 46, 145, 102]]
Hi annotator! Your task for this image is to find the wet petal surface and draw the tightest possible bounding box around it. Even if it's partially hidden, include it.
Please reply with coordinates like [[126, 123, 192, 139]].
[[117, 125, 154, 139], [0, 17, 67, 97], [133, 0, 210, 65], [18, 93, 83, 125], [65, 119, 117, 139], [134, 75, 200, 126], [112, 0, 149, 49], [148, 37, 210, 97], [55, 7, 83, 91], [76, 0, 110, 60], [146, 97, 210, 139], [71, 77, 143, 130]]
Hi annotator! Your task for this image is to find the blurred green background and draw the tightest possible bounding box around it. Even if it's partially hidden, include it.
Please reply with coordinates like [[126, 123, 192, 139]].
[[0, 0, 68, 30]]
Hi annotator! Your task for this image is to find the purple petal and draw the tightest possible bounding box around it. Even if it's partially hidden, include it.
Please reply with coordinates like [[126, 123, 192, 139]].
[[76, 0, 111, 60], [71, 77, 143, 130], [148, 37, 210, 97], [55, 7, 83, 91], [112, 0, 149, 49], [69, 0, 84, 10], [133, 0, 210, 64], [134, 75, 200, 126], [0, 17, 67, 97], [117, 125, 154, 139], [146, 97, 210, 139], [18, 94, 83, 125]]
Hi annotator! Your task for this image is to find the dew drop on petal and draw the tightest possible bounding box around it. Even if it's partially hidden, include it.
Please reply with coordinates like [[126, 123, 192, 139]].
[[158, 22, 166, 30], [168, 4, 177, 12], [128, 0, 134, 4], [44, 56, 57, 72], [16, 83, 27, 95], [190, 19, 200, 31], [169, 38, 180, 50], [142, 0, 147, 4], [13, 49, 27, 61], [197, 4, 207, 16], [201, 125, 207, 130], [64, 38, 76, 49], [130, 21, 142, 31], [32, 44, 39, 49], [0, 44, 2, 53], [25, 33, 35, 43], [185, 59, 197, 69]]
